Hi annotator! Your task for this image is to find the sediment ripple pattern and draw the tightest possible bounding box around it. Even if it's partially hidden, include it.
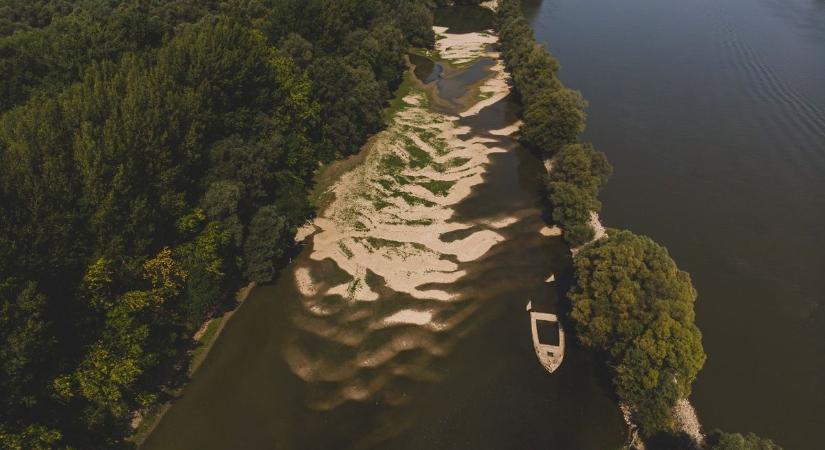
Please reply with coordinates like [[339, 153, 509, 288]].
[[282, 28, 520, 416]]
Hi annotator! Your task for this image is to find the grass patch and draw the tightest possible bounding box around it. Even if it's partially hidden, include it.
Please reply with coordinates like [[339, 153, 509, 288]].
[[392, 190, 436, 207], [346, 278, 362, 299], [337, 242, 354, 259], [418, 179, 455, 196], [372, 197, 392, 210], [419, 130, 449, 156], [404, 218, 433, 226], [447, 156, 471, 168], [383, 70, 415, 121], [379, 153, 406, 175], [433, 156, 471, 173], [365, 237, 405, 250], [403, 137, 433, 169], [376, 178, 394, 191], [393, 174, 414, 185]]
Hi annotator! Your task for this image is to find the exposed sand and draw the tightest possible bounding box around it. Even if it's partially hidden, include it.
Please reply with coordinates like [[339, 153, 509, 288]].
[[673, 398, 704, 446], [620, 402, 647, 450], [460, 59, 511, 117], [480, 0, 499, 11], [283, 27, 521, 413], [434, 26, 499, 65], [305, 102, 509, 301], [619, 398, 703, 449], [381, 310, 433, 326], [490, 121, 523, 136], [540, 225, 562, 236], [295, 25, 513, 305], [294, 221, 318, 243]]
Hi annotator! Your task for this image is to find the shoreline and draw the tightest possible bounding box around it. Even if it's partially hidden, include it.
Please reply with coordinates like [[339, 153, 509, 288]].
[[130, 282, 256, 445]]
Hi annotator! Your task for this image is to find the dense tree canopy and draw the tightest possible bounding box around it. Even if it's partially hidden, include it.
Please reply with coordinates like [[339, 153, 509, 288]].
[[706, 430, 783, 450], [521, 87, 587, 154], [569, 230, 706, 436], [497, 0, 602, 244], [547, 143, 611, 245], [0, 0, 435, 447]]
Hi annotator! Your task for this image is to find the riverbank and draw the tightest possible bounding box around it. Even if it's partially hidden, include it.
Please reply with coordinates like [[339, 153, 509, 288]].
[[130, 282, 256, 444]]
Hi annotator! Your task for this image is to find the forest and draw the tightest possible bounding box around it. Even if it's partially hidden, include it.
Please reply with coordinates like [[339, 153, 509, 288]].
[[0, 0, 436, 448]]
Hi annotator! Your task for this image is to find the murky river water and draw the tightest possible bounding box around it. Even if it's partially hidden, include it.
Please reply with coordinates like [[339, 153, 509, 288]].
[[525, 0, 825, 448], [142, 7, 627, 450]]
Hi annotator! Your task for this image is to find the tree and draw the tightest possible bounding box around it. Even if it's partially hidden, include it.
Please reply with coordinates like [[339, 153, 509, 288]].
[[0, 281, 52, 421], [521, 87, 587, 156], [177, 220, 240, 328], [395, 0, 435, 48], [569, 230, 706, 436], [549, 143, 612, 197], [706, 430, 783, 450], [243, 205, 292, 284], [511, 45, 560, 103], [308, 55, 386, 158], [548, 181, 598, 246], [0, 423, 62, 450], [0, 1, 433, 446], [545, 143, 612, 246]]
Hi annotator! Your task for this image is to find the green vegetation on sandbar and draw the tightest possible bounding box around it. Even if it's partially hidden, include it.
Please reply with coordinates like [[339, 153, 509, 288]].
[[418, 179, 456, 196], [403, 137, 434, 168], [380, 152, 408, 174]]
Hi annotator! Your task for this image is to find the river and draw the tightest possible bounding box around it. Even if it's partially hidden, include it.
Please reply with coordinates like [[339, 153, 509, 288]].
[[524, 0, 825, 448], [141, 8, 626, 450]]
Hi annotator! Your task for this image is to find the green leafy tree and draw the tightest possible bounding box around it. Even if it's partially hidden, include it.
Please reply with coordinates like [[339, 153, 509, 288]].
[[569, 230, 706, 436], [0, 423, 62, 450], [396, 0, 435, 48], [546, 143, 612, 245], [243, 205, 292, 284], [521, 87, 587, 156], [706, 430, 783, 450], [0, 281, 53, 424]]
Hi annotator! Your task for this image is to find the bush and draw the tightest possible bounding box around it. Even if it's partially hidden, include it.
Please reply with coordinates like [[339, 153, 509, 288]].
[[706, 430, 783, 450], [521, 87, 587, 156]]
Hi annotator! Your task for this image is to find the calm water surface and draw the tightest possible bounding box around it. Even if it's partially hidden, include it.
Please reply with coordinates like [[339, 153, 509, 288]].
[[526, 0, 825, 448]]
